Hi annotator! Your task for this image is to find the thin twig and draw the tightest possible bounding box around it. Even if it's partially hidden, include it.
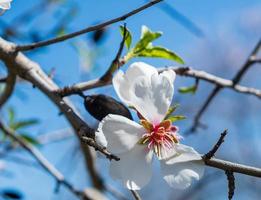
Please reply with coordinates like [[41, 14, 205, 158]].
[[81, 136, 120, 161], [57, 24, 128, 97], [0, 120, 89, 200], [130, 190, 142, 200], [189, 38, 261, 132], [203, 129, 227, 159], [15, 0, 163, 51], [225, 170, 235, 200], [100, 23, 127, 82], [0, 71, 16, 108], [232, 39, 261, 84]]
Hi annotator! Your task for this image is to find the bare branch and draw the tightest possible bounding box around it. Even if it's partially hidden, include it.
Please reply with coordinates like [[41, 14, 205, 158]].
[[130, 190, 142, 200], [81, 136, 120, 161], [232, 39, 261, 84], [15, 0, 163, 51], [0, 120, 88, 199], [203, 129, 227, 159], [0, 70, 16, 108], [57, 24, 128, 97], [100, 23, 127, 82], [57, 66, 261, 99], [188, 38, 261, 132], [203, 157, 261, 178], [225, 170, 235, 200], [0, 38, 119, 161]]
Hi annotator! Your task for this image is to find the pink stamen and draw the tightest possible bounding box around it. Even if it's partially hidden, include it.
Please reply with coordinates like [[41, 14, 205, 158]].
[[139, 119, 179, 157]]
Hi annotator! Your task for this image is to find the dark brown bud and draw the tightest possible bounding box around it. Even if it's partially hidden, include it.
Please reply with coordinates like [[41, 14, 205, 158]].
[[91, 28, 107, 44], [2, 189, 23, 199], [84, 94, 132, 121]]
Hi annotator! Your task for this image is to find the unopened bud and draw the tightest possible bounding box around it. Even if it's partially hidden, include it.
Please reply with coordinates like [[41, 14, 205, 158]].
[[84, 94, 132, 121]]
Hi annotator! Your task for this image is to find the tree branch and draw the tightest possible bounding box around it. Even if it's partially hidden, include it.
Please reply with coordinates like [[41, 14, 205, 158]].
[[57, 66, 261, 100], [57, 24, 128, 97], [15, 0, 163, 51], [100, 23, 127, 82], [187, 38, 261, 132], [203, 129, 227, 159], [203, 158, 261, 178], [225, 170, 235, 200], [0, 70, 16, 108], [0, 120, 89, 200], [0, 37, 119, 161], [130, 190, 142, 200]]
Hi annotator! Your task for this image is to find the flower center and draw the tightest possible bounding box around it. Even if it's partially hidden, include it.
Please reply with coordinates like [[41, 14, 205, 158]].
[[139, 119, 179, 157]]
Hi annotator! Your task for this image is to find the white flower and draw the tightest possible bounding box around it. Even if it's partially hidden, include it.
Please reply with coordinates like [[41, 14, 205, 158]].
[[95, 62, 205, 190]]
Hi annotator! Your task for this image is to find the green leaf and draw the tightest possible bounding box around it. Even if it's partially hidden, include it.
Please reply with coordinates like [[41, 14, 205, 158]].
[[56, 28, 66, 37], [133, 25, 162, 53], [120, 26, 132, 50], [136, 45, 184, 64], [11, 119, 39, 131], [19, 134, 40, 146], [164, 104, 180, 120], [8, 107, 15, 123], [178, 85, 197, 94], [167, 115, 186, 123]]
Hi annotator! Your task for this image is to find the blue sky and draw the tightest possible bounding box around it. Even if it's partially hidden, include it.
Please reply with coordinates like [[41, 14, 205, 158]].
[[1, 0, 261, 199]]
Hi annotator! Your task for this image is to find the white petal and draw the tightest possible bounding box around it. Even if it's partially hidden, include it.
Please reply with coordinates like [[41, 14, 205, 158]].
[[95, 114, 145, 154], [161, 160, 205, 189], [129, 71, 174, 124], [110, 144, 153, 190], [160, 69, 176, 84], [0, 0, 12, 10], [112, 62, 157, 105], [163, 144, 203, 164]]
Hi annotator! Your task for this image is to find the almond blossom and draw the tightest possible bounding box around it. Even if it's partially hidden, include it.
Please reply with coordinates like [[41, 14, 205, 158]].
[[95, 62, 205, 190]]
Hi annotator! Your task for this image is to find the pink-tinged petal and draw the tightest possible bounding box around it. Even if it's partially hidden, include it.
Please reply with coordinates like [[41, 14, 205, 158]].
[[110, 144, 154, 190], [95, 114, 145, 154], [129, 71, 174, 124], [112, 62, 157, 105], [160, 160, 205, 189]]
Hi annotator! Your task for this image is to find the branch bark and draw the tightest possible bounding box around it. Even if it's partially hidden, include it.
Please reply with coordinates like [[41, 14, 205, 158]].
[[0, 37, 118, 160], [203, 157, 261, 178], [15, 0, 163, 51], [0, 37, 119, 193], [0, 70, 16, 108], [57, 66, 261, 99], [0, 120, 88, 199]]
